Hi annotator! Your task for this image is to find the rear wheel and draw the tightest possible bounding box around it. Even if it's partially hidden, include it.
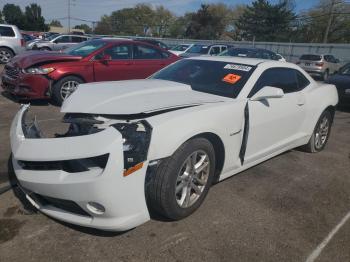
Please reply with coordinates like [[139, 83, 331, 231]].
[[146, 138, 216, 220], [0, 47, 14, 63], [39, 47, 51, 51], [52, 76, 84, 106], [303, 110, 333, 153]]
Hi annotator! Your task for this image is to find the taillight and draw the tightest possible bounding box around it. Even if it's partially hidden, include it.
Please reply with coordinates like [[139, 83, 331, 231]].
[[315, 62, 324, 67], [21, 39, 25, 47]]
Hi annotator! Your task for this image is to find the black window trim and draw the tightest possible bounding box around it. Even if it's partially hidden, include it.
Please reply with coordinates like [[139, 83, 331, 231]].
[[248, 67, 310, 98]]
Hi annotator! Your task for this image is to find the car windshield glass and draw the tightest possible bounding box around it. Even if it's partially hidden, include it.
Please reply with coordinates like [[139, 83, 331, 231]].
[[186, 45, 209, 54], [47, 35, 58, 41], [64, 40, 106, 57], [172, 45, 189, 51], [340, 64, 350, 75], [219, 48, 255, 57], [300, 55, 322, 61], [151, 59, 255, 98]]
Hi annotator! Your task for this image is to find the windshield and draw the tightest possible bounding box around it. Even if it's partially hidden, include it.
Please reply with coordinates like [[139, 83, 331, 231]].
[[151, 59, 255, 98], [300, 54, 322, 61], [47, 34, 58, 41], [64, 40, 106, 57], [186, 45, 209, 54], [340, 64, 350, 75], [172, 45, 190, 51]]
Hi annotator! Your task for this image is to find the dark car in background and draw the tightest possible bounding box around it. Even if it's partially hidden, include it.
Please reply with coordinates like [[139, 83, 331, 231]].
[[326, 63, 350, 106], [1, 39, 179, 105], [180, 44, 232, 57], [219, 47, 281, 61]]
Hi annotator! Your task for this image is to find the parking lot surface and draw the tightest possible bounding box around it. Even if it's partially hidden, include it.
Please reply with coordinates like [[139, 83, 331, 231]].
[[0, 64, 349, 262]]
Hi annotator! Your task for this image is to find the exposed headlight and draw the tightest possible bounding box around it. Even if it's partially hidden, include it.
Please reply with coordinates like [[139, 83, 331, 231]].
[[23, 67, 55, 75], [112, 120, 152, 171]]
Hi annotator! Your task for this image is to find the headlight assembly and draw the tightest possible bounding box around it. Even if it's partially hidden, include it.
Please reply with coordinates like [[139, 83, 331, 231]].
[[112, 120, 152, 171], [23, 67, 55, 75]]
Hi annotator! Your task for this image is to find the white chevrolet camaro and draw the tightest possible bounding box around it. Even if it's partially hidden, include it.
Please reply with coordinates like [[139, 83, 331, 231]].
[[10, 57, 338, 231]]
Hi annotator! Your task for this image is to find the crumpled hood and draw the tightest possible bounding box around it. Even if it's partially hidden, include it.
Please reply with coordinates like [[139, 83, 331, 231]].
[[61, 79, 231, 115], [10, 51, 82, 69]]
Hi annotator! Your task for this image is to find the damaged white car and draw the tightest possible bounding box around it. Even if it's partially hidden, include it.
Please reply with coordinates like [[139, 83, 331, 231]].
[[10, 57, 338, 231]]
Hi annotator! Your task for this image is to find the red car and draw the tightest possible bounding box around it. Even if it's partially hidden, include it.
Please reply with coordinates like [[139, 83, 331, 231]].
[[1, 39, 179, 105]]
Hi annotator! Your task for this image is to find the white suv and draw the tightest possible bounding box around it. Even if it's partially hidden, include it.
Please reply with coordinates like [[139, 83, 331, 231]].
[[0, 24, 25, 63]]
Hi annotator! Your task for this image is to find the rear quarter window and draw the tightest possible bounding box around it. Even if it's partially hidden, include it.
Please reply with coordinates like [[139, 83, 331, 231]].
[[0, 26, 15, 37], [300, 55, 322, 61]]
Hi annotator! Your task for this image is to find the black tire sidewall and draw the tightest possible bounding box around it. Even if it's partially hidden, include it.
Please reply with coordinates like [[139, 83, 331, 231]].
[[311, 110, 332, 152], [158, 138, 216, 220]]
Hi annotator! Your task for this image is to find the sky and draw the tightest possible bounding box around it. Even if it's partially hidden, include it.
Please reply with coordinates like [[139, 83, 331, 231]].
[[0, 0, 320, 27]]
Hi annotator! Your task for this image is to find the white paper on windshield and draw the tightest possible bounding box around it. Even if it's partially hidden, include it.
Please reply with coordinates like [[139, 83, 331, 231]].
[[224, 64, 252, 71]]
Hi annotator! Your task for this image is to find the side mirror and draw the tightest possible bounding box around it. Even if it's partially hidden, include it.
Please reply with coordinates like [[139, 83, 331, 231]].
[[98, 54, 112, 64], [250, 86, 284, 101]]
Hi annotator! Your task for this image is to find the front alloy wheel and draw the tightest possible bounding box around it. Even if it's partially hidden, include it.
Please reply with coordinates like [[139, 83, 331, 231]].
[[60, 80, 80, 101], [175, 150, 210, 208], [0, 48, 14, 63], [146, 138, 216, 220]]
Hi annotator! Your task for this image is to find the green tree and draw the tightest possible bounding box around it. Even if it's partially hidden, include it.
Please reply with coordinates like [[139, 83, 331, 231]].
[[0, 10, 4, 23], [235, 0, 296, 41], [23, 4, 48, 31], [2, 4, 25, 28], [296, 0, 350, 43], [95, 15, 112, 35], [74, 24, 92, 34], [49, 19, 63, 27], [185, 4, 226, 39]]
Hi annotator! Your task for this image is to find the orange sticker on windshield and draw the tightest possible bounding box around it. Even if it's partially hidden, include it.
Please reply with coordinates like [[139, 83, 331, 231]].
[[222, 74, 241, 84]]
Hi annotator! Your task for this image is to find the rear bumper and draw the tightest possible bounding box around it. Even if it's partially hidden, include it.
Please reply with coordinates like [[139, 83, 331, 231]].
[[10, 105, 150, 231], [1, 69, 50, 99]]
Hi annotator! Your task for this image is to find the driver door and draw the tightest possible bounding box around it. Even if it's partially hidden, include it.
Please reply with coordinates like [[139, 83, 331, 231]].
[[243, 67, 309, 165], [93, 44, 134, 82]]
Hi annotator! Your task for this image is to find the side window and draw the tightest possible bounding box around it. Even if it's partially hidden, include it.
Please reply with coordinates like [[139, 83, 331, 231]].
[[102, 44, 132, 60], [249, 68, 300, 97], [55, 36, 70, 43], [209, 46, 221, 55], [221, 46, 227, 52], [324, 55, 331, 62], [133, 45, 162, 59], [71, 36, 85, 43], [0, 26, 15, 37], [296, 71, 310, 89]]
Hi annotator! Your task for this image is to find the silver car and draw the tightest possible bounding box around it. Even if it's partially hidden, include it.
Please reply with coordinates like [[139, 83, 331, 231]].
[[297, 54, 342, 81], [0, 24, 25, 63], [28, 34, 90, 51]]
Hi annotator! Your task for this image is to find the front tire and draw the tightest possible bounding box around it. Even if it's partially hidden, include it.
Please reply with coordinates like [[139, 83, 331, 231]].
[[52, 76, 84, 106], [0, 47, 14, 63], [303, 110, 333, 153], [146, 138, 216, 220]]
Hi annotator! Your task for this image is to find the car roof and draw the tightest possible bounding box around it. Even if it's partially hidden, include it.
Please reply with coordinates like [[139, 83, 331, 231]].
[[188, 56, 270, 66]]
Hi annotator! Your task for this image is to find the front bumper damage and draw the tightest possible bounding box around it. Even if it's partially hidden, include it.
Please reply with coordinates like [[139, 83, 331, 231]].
[[10, 104, 151, 231]]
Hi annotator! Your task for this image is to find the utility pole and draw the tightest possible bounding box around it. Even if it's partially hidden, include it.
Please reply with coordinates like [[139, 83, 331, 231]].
[[323, 0, 336, 43], [68, 0, 71, 33]]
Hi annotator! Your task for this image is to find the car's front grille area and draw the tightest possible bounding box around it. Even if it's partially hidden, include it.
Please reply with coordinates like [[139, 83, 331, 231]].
[[30, 193, 91, 217], [4, 65, 20, 80], [18, 154, 109, 173]]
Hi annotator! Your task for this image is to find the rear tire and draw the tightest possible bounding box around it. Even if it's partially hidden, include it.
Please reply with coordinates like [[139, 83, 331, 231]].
[[146, 138, 216, 220], [0, 47, 14, 63], [303, 110, 333, 153], [52, 76, 84, 106], [39, 47, 51, 51]]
